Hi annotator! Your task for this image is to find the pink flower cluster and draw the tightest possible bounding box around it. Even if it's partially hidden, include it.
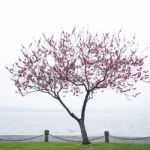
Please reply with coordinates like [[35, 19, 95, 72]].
[[7, 28, 149, 98]]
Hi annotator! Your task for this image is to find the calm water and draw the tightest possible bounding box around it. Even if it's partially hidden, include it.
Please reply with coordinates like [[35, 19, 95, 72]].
[[0, 110, 150, 137]]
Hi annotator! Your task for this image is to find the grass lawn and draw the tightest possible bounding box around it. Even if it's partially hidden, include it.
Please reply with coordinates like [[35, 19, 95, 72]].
[[0, 142, 150, 150]]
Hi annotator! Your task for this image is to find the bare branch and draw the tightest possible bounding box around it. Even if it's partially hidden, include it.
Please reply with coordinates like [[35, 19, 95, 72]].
[[56, 95, 80, 122]]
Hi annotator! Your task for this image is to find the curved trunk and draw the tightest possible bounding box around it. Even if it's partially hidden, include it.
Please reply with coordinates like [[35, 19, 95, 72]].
[[78, 119, 90, 144], [56, 93, 91, 144]]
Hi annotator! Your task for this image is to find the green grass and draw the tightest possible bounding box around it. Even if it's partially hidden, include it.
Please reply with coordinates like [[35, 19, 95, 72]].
[[0, 142, 150, 150]]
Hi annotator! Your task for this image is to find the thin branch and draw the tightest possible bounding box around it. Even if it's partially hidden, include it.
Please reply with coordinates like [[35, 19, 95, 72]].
[[84, 61, 90, 90], [23, 90, 40, 96], [66, 78, 88, 91], [57, 86, 63, 95], [67, 78, 84, 86], [90, 68, 108, 91]]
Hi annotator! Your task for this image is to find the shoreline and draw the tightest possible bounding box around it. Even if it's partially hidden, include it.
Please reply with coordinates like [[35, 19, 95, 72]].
[[0, 135, 150, 144]]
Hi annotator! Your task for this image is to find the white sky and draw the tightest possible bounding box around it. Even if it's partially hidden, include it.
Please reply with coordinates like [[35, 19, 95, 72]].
[[0, 0, 150, 112]]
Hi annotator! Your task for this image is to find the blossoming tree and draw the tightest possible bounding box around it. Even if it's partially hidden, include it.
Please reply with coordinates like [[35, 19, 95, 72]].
[[7, 28, 149, 144]]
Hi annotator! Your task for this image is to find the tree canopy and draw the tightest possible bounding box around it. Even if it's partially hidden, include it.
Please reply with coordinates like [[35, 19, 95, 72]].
[[7, 29, 149, 98], [7, 28, 150, 144]]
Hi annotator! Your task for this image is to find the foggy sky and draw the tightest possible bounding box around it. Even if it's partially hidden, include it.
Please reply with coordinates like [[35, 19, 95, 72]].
[[0, 0, 150, 112]]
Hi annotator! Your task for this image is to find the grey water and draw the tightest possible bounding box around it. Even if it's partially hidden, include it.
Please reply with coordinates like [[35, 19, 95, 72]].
[[0, 110, 150, 137]]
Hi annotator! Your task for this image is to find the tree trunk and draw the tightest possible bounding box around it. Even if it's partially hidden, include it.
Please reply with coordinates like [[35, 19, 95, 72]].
[[78, 119, 90, 144], [56, 94, 91, 144]]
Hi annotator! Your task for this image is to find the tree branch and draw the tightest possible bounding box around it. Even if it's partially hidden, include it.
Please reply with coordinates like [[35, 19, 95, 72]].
[[81, 90, 90, 121], [90, 68, 108, 91], [66, 78, 88, 91], [56, 95, 80, 122]]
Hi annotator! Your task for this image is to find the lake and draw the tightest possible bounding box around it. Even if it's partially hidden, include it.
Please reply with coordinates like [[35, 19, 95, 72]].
[[0, 110, 150, 137]]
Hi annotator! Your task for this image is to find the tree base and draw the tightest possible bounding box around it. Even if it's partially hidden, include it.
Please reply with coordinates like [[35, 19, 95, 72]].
[[82, 141, 91, 145]]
